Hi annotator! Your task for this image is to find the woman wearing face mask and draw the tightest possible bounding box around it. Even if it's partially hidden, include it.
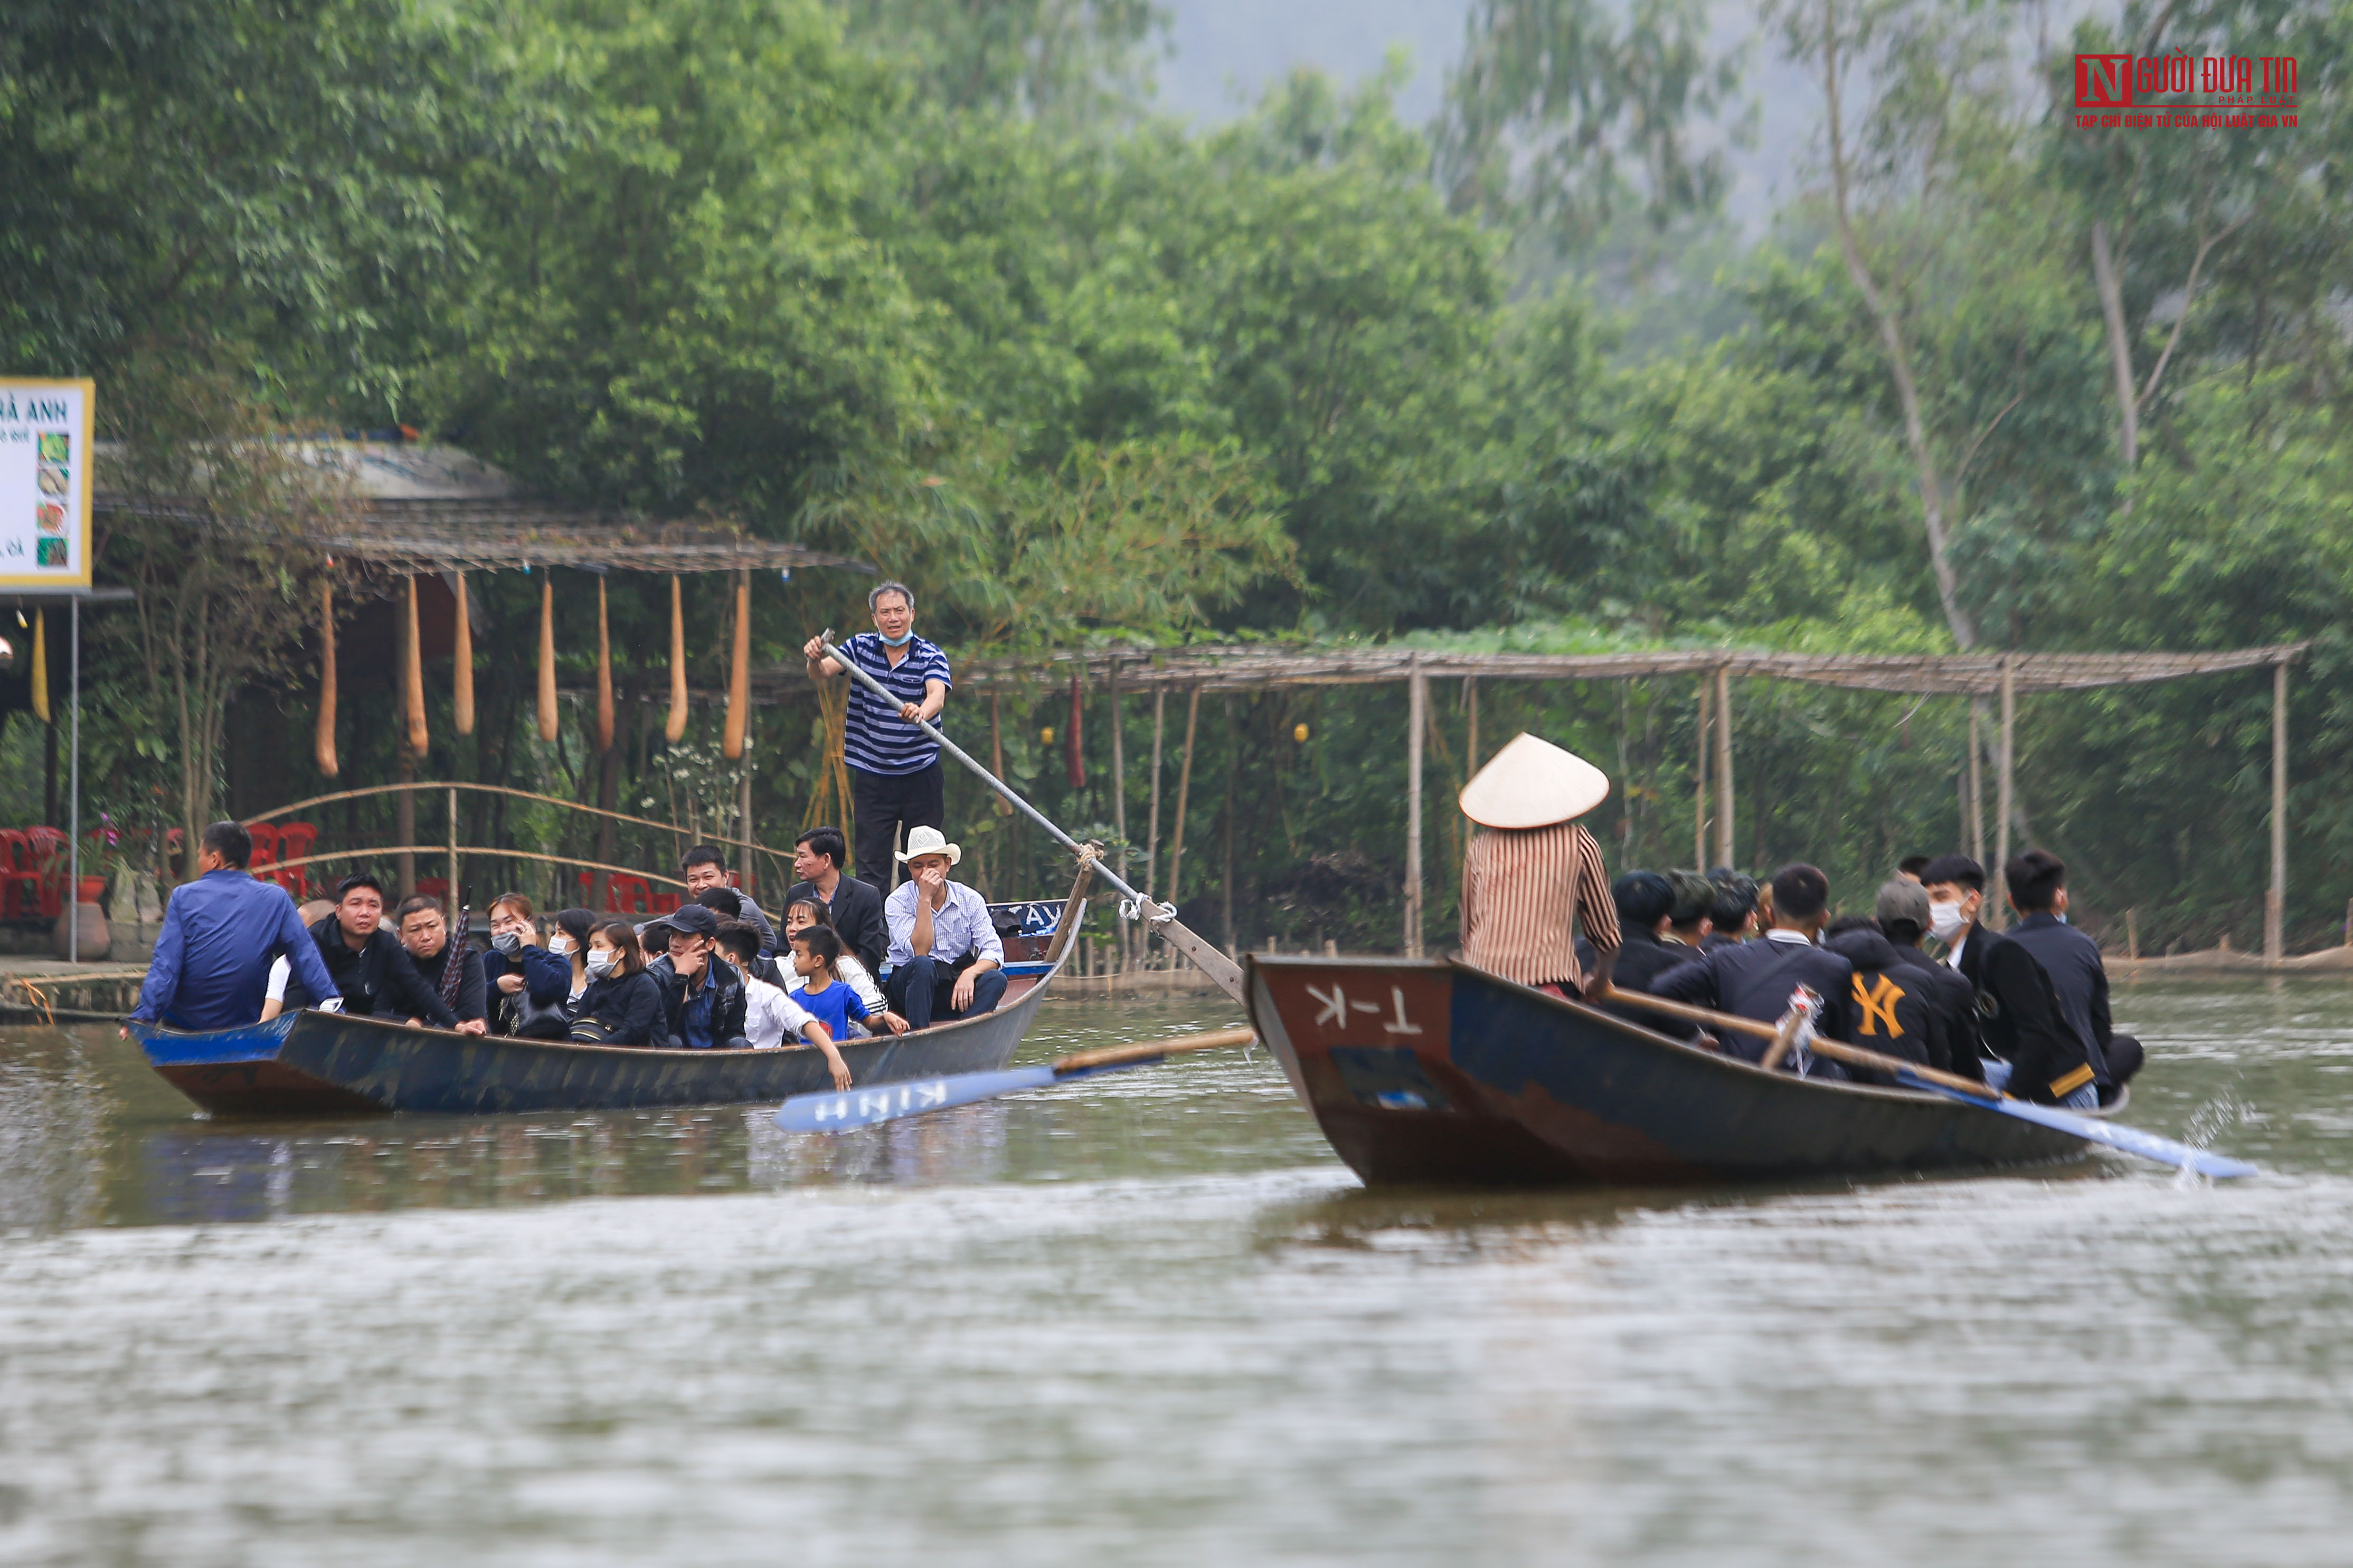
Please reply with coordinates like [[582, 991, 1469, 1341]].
[[483, 894, 574, 1039], [567, 921, 664, 1046], [547, 907, 597, 1005]]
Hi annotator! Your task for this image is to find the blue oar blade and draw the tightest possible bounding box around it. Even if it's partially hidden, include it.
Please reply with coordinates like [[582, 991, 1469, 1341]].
[[778, 1066, 1059, 1132], [1899, 1073, 2257, 1179]]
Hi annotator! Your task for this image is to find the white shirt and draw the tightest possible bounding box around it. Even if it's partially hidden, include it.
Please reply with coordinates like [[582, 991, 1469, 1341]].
[[1945, 933, 1969, 971], [266, 954, 291, 1002], [787, 951, 887, 1014], [743, 974, 818, 1050], [884, 880, 1006, 968], [1764, 928, 1815, 946]]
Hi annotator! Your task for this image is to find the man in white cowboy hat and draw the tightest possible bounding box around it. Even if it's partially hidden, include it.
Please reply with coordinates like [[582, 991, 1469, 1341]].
[[1458, 733, 1621, 1001], [882, 825, 1008, 1029]]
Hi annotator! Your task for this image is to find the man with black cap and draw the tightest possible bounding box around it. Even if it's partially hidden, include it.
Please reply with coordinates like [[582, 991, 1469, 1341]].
[[644, 902, 751, 1050], [2003, 849, 2143, 1103], [1645, 863, 1856, 1072], [1873, 877, 1982, 1079], [1919, 853, 2094, 1107]]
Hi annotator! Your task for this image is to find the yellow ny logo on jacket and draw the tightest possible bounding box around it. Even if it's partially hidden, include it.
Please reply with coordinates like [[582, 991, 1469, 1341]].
[[1852, 973, 1906, 1038]]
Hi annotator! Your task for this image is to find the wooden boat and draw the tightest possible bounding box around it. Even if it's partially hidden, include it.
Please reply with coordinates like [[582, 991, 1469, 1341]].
[[134, 885, 1088, 1119], [1245, 954, 2095, 1186]]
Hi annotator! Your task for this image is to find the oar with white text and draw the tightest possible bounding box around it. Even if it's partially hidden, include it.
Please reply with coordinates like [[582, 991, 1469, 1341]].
[[776, 1027, 1257, 1133], [1602, 986, 2256, 1180]]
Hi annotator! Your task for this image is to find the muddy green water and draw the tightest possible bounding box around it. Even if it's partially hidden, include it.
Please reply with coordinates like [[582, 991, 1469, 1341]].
[[0, 980, 2347, 1565]]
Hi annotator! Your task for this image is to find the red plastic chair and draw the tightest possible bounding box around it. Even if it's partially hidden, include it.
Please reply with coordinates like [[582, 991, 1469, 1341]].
[[273, 822, 318, 898], [648, 890, 682, 916], [0, 829, 29, 918], [24, 827, 67, 919]]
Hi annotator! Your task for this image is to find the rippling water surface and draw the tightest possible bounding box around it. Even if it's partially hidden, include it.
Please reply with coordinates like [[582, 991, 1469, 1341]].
[[2, 980, 2350, 1566]]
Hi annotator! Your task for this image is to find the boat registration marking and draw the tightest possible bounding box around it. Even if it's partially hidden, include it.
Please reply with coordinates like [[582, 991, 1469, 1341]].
[[1306, 983, 1424, 1037]]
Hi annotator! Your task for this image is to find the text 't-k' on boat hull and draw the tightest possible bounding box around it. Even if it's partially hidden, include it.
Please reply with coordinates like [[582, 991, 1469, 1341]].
[[1245, 955, 2089, 1187]]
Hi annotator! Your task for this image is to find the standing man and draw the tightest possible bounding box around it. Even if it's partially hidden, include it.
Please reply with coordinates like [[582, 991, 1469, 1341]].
[[1456, 733, 1621, 1002], [128, 821, 343, 1031], [802, 581, 952, 890], [883, 826, 1006, 1029], [2002, 849, 2143, 1102], [679, 845, 778, 954], [1919, 853, 2096, 1107], [782, 825, 887, 974]]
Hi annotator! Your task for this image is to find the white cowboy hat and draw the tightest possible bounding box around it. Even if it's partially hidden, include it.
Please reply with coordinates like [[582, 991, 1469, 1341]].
[[894, 825, 963, 866], [1458, 732, 1611, 830]]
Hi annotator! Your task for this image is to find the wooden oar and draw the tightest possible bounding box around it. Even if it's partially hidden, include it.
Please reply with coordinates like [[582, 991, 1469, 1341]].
[[776, 1026, 1256, 1133], [1602, 986, 2256, 1179]]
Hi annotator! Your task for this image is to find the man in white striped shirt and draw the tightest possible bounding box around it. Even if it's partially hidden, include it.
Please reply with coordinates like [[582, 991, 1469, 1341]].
[[803, 580, 952, 890]]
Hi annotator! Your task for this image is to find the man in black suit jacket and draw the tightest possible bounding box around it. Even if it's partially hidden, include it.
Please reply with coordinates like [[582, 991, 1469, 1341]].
[[2001, 848, 2143, 1100], [1646, 863, 1856, 1076], [1920, 854, 2095, 1107], [782, 825, 889, 975], [1574, 871, 1684, 1028]]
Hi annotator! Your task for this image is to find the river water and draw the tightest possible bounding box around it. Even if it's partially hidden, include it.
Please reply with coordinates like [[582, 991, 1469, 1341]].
[[0, 978, 2346, 1566]]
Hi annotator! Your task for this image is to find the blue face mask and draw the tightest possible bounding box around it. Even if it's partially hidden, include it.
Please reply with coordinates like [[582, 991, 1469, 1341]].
[[880, 630, 913, 648]]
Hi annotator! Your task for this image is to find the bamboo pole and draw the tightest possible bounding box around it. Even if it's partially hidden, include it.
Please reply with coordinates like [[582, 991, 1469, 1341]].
[[1712, 663, 1734, 868], [1167, 685, 1202, 905], [666, 574, 689, 743], [593, 576, 615, 753], [448, 786, 460, 919], [1994, 656, 2015, 930], [1406, 658, 1425, 957], [536, 575, 559, 743], [1108, 660, 1126, 965], [1967, 699, 1985, 867], [395, 746, 417, 900], [988, 694, 1011, 815], [451, 571, 474, 736], [403, 575, 429, 759], [315, 585, 338, 776], [724, 569, 750, 761], [1145, 688, 1165, 963], [1065, 671, 1085, 788], [1694, 673, 1709, 867], [1464, 676, 1480, 773], [2269, 659, 2289, 963]]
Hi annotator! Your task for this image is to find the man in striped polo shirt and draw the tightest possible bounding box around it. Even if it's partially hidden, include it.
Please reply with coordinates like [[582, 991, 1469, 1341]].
[[804, 581, 953, 889]]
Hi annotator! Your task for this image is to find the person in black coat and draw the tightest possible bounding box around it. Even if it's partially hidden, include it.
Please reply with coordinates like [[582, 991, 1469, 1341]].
[[1823, 915, 1940, 1081], [392, 896, 488, 1032], [1574, 871, 1685, 1029], [484, 894, 576, 1039], [1920, 854, 2096, 1107], [284, 875, 459, 1029], [1702, 869, 1761, 951], [1644, 863, 1854, 1076], [1873, 878, 1982, 1079], [569, 921, 667, 1046], [2002, 849, 2143, 1100], [783, 826, 889, 975], [643, 903, 751, 1050]]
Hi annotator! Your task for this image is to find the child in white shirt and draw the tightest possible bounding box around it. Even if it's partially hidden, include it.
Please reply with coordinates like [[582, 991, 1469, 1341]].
[[782, 898, 910, 1035], [717, 924, 852, 1088]]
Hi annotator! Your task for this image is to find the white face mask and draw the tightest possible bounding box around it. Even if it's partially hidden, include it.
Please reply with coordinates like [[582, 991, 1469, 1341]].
[[549, 935, 572, 956], [585, 948, 617, 978], [1929, 900, 1970, 942]]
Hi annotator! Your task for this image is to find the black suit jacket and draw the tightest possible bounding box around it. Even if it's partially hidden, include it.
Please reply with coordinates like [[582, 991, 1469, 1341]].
[[1953, 924, 2092, 1103], [288, 916, 458, 1029], [1649, 935, 1857, 1071], [785, 875, 888, 975], [2006, 912, 2113, 1080], [1886, 942, 1982, 1078], [1824, 928, 1940, 1075]]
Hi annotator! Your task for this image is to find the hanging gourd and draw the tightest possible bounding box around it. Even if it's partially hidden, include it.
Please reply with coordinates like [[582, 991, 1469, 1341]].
[[403, 575, 429, 759], [315, 584, 338, 776], [593, 575, 615, 754], [29, 608, 48, 724], [666, 574, 689, 743], [536, 574, 559, 743], [723, 569, 750, 761], [451, 570, 474, 736]]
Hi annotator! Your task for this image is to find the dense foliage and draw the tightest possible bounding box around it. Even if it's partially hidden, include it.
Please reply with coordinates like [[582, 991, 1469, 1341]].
[[4, 0, 2349, 953]]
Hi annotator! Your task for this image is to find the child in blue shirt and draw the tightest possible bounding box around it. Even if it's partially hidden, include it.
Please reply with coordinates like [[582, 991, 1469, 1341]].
[[790, 924, 871, 1045]]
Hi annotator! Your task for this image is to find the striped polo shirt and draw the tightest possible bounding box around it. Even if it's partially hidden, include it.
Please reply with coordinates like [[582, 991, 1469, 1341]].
[[839, 631, 952, 775]]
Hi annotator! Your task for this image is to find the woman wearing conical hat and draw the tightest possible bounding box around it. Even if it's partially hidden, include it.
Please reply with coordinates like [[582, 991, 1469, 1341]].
[[1458, 734, 1621, 1001]]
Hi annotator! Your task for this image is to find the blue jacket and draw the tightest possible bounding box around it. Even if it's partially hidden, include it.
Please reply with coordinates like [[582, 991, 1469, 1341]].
[[131, 870, 341, 1030]]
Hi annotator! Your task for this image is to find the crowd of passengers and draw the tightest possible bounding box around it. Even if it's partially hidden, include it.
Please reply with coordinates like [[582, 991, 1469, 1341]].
[[128, 819, 1013, 1091]]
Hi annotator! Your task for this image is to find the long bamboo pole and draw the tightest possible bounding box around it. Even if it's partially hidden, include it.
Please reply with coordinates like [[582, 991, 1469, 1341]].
[[593, 576, 615, 753], [2269, 658, 2289, 963], [724, 569, 750, 761], [1967, 699, 1984, 867], [536, 575, 559, 743], [1694, 674, 1709, 868], [1167, 685, 1202, 905], [1405, 660, 1425, 957], [448, 786, 460, 919], [1145, 689, 1165, 951], [451, 571, 474, 736], [1712, 663, 1734, 868], [315, 584, 338, 777], [1993, 656, 2015, 930], [1109, 659, 1126, 966], [666, 574, 689, 743], [246, 780, 772, 857], [259, 844, 692, 889]]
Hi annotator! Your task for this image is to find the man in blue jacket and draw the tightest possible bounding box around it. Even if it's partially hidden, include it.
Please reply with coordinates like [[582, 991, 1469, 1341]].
[[128, 822, 342, 1031]]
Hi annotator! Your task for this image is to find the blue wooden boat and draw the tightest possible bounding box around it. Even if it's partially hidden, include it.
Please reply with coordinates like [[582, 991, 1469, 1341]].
[[134, 892, 1084, 1118], [1245, 954, 2092, 1185]]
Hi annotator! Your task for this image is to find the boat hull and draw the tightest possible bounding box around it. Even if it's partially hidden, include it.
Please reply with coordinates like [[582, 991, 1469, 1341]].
[[136, 970, 1058, 1118], [1245, 955, 2089, 1186]]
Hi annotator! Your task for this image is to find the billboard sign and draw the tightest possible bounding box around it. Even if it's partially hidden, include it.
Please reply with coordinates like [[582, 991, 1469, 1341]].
[[0, 378, 94, 591]]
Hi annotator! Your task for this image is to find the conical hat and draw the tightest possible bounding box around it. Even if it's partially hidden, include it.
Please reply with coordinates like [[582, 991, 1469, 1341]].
[[1458, 733, 1610, 829]]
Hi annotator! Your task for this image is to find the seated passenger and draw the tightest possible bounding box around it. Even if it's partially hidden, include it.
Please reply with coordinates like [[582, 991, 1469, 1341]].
[[261, 899, 337, 1022], [1921, 853, 2095, 1107], [484, 893, 575, 1039], [644, 902, 750, 1050], [2001, 848, 2143, 1103], [1580, 872, 1682, 1029], [1663, 869, 1716, 951], [1644, 863, 1856, 1076], [681, 844, 779, 954], [1703, 869, 1761, 949], [282, 875, 458, 1029], [1872, 878, 1981, 1079], [393, 896, 489, 1035], [882, 826, 1006, 1029], [782, 897, 908, 1034], [790, 925, 871, 1050], [550, 907, 597, 1010], [568, 921, 665, 1046], [1822, 913, 1939, 1082]]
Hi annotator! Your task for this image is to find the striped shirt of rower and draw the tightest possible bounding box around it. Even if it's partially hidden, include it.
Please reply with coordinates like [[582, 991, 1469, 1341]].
[[838, 631, 954, 775], [1460, 821, 1621, 989]]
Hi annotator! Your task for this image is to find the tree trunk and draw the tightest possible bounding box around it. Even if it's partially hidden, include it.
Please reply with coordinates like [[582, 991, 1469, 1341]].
[[2090, 220, 2139, 472]]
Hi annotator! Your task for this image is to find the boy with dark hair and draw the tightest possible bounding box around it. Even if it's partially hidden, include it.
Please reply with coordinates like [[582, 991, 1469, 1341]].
[[1702, 870, 1760, 950], [783, 824, 887, 973], [285, 873, 457, 1028], [1920, 853, 2095, 1107], [2002, 848, 2142, 1100], [1642, 863, 1856, 1072], [789, 924, 871, 1050], [1664, 870, 1716, 949], [1896, 855, 1932, 883]]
